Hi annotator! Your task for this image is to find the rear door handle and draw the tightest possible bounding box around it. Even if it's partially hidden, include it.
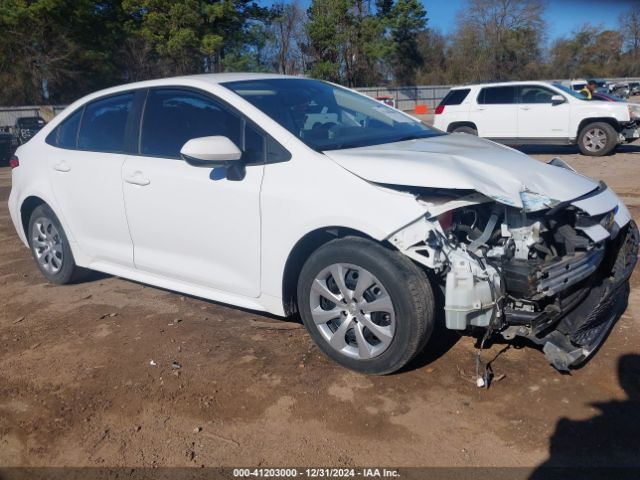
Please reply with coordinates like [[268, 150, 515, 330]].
[[54, 161, 70, 172], [124, 173, 150, 186], [520, 106, 531, 111]]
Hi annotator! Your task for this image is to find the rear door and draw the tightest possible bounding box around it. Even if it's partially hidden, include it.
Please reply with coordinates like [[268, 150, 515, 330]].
[[469, 86, 517, 139], [516, 85, 570, 140], [46, 92, 135, 267]]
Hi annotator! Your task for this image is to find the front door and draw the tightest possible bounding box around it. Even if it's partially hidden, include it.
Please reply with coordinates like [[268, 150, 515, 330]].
[[516, 85, 570, 139], [122, 88, 264, 297]]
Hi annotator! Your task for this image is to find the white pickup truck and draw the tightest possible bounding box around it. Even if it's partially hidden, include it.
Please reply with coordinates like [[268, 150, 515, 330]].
[[433, 81, 639, 156]]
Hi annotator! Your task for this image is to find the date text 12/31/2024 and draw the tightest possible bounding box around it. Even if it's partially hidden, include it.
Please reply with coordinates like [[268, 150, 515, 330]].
[[233, 468, 401, 478]]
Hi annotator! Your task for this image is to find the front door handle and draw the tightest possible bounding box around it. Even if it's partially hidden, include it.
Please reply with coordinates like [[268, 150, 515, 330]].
[[54, 161, 70, 172], [124, 173, 150, 186]]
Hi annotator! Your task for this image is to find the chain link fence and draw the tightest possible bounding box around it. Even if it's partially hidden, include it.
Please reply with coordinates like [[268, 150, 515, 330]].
[[0, 105, 66, 130], [356, 77, 640, 111]]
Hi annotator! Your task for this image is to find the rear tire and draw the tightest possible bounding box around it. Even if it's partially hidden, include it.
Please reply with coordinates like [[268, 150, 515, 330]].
[[577, 122, 618, 156], [452, 125, 478, 135], [28, 204, 80, 284], [297, 236, 435, 375]]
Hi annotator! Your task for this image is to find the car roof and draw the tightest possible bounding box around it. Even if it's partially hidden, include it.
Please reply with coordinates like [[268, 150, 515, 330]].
[[88, 73, 300, 96], [61, 73, 305, 111], [449, 80, 557, 90]]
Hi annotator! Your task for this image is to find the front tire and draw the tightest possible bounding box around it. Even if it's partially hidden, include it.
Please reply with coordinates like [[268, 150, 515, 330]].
[[297, 237, 435, 375], [28, 204, 80, 284], [578, 122, 618, 156]]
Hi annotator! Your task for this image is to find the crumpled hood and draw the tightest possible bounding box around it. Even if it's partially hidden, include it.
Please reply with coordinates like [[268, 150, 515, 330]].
[[323, 134, 599, 210]]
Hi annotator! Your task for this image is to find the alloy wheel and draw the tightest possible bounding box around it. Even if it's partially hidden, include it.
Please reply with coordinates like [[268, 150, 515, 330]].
[[31, 217, 64, 274], [309, 263, 396, 360], [583, 128, 607, 153]]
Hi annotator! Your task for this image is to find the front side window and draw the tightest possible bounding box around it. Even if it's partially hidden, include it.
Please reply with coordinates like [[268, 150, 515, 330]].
[[78, 93, 134, 153], [223, 78, 442, 151], [553, 83, 587, 100], [140, 89, 241, 159], [519, 86, 555, 104]]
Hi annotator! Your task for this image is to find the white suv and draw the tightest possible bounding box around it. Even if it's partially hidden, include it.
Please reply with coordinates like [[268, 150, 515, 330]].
[[433, 81, 639, 156], [8, 74, 638, 375]]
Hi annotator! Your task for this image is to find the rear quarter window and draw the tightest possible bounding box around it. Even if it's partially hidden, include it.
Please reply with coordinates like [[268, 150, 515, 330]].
[[46, 108, 83, 149], [439, 89, 470, 106]]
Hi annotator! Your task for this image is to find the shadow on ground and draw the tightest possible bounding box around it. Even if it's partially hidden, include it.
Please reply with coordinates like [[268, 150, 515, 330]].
[[517, 144, 640, 156], [529, 354, 640, 479]]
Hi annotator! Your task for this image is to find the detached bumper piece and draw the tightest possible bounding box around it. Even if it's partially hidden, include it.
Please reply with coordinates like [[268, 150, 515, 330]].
[[516, 221, 638, 371]]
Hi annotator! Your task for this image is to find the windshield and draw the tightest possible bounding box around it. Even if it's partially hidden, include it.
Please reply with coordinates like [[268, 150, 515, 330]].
[[553, 84, 588, 100], [223, 78, 442, 151]]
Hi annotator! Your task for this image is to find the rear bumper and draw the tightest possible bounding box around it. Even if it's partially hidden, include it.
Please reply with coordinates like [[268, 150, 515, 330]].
[[527, 220, 638, 371]]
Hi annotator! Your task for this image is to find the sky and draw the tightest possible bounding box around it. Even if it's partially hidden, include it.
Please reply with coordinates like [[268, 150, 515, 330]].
[[425, 0, 638, 42], [258, 0, 638, 43]]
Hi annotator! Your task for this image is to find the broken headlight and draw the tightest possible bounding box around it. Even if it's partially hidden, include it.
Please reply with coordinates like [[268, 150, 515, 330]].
[[519, 191, 557, 212]]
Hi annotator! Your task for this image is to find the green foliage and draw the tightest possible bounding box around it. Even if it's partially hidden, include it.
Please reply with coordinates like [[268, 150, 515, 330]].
[[0, 0, 639, 106], [386, 0, 427, 84], [305, 0, 425, 86]]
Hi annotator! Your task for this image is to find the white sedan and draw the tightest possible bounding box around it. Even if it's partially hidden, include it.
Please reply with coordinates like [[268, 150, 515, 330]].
[[8, 74, 638, 374]]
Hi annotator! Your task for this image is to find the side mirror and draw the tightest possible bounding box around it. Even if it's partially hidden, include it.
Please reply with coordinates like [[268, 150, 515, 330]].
[[180, 136, 242, 167], [551, 95, 566, 105]]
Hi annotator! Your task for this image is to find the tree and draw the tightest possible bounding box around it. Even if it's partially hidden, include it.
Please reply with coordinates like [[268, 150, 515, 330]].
[[120, 0, 270, 76], [414, 29, 448, 84], [0, 0, 127, 105], [453, 0, 546, 82], [385, 0, 427, 85], [619, 4, 640, 75], [305, 0, 387, 86], [267, 1, 306, 75], [549, 25, 624, 79]]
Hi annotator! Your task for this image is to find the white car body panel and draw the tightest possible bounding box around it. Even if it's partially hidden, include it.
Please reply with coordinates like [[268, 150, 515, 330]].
[[471, 104, 518, 138], [8, 74, 431, 316], [323, 134, 599, 209], [122, 154, 264, 297], [49, 148, 133, 268], [433, 81, 633, 142], [7, 73, 634, 322], [517, 101, 570, 138], [258, 136, 430, 302]]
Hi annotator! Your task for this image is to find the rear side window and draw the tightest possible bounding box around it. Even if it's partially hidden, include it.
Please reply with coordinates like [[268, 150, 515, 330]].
[[477, 86, 516, 105], [46, 108, 83, 149], [440, 89, 470, 106], [78, 93, 134, 153], [140, 89, 241, 159]]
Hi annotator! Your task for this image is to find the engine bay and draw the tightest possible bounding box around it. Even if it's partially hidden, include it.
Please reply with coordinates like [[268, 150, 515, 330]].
[[388, 186, 638, 372]]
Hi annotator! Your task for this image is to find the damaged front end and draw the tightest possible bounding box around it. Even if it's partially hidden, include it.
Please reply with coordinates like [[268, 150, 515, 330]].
[[388, 182, 639, 372]]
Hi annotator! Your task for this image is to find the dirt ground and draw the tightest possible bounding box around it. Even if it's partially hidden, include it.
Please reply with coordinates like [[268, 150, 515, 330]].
[[1, 131, 639, 473]]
